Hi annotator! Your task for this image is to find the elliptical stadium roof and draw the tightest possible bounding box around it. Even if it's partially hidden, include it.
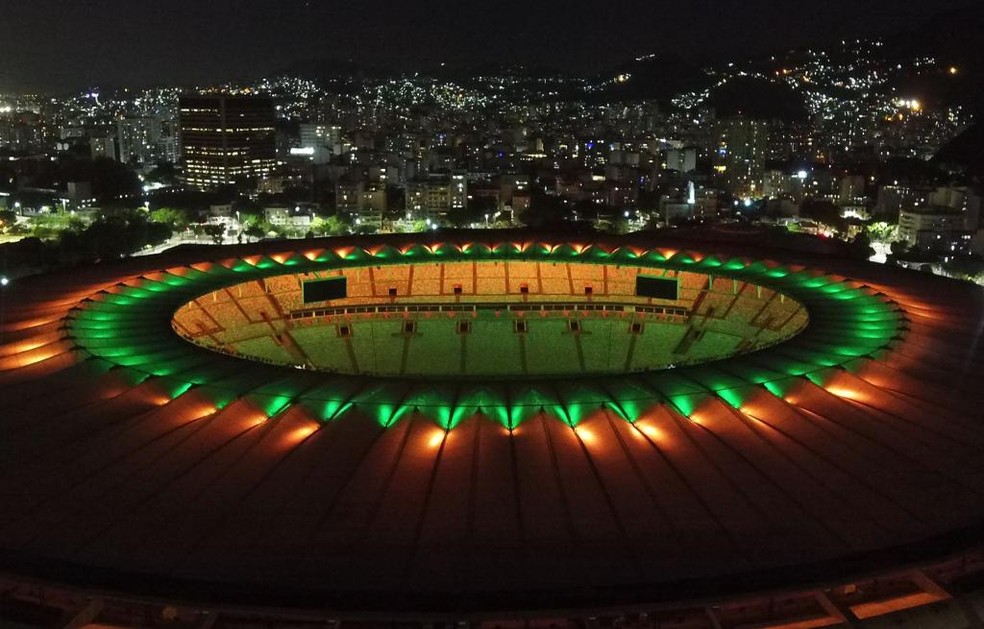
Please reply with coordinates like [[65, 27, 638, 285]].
[[0, 231, 983, 624]]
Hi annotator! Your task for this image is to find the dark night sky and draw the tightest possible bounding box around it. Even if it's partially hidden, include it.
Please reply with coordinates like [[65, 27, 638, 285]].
[[0, 0, 976, 92]]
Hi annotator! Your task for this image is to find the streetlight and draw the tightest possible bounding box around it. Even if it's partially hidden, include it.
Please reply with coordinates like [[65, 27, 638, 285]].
[[0, 276, 8, 344]]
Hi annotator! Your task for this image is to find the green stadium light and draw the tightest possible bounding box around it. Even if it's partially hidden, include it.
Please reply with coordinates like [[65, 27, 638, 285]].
[[64, 238, 903, 432]]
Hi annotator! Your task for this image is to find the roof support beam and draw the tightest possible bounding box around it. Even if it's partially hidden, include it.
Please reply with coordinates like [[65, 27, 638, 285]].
[[63, 597, 104, 629]]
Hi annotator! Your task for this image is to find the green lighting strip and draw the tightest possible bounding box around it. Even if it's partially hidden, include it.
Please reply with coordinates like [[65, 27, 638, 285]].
[[65, 240, 904, 429]]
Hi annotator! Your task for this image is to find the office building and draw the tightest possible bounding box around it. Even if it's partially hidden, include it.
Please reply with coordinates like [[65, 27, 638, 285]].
[[179, 95, 277, 190]]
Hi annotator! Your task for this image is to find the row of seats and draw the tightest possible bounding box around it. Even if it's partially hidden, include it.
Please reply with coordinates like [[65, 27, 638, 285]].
[[276, 264, 699, 301], [178, 265, 763, 346]]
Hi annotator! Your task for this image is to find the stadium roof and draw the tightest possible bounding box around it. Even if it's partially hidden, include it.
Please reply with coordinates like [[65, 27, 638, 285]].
[[0, 230, 982, 620]]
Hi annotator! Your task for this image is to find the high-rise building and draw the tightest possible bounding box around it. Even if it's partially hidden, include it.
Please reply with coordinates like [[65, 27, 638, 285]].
[[451, 172, 467, 211], [178, 95, 277, 190], [406, 173, 468, 221], [118, 116, 154, 165], [665, 147, 697, 173], [294, 123, 342, 164], [838, 175, 866, 206], [89, 135, 116, 160], [406, 179, 452, 221], [717, 118, 768, 197]]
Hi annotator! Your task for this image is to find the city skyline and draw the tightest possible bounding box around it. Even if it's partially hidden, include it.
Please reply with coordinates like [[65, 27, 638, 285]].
[[0, 0, 978, 92]]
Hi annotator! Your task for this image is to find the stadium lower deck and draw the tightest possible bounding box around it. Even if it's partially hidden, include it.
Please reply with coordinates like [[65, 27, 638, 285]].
[[172, 262, 807, 377]]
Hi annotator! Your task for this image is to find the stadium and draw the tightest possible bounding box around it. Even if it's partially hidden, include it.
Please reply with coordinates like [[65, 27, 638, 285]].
[[1, 230, 983, 628]]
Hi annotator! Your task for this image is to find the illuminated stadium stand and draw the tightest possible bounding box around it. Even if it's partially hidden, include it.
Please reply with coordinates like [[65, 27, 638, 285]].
[[1, 231, 983, 628], [170, 261, 802, 376]]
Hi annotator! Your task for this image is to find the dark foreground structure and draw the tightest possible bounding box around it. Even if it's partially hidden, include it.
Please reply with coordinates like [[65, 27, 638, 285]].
[[1, 230, 983, 628]]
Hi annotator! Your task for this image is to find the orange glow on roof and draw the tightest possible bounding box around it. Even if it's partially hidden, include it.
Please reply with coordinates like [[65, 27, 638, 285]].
[[286, 424, 319, 446], [428, 430, 446, 449], [184, 404, 218, 423], [635, 422, 662, 441], [820, 370, 879, 404], [334, 246, 355, 258], [759, 616, 841, 629], [850, 592, 947, 619], [737, 404, 768, 420], [270, 252, 292, 264], [1, 315, 63, 332], [860, 377, 894, 392], [826, 386, 868, 402], [118, 278, 146, 289], [575, 426, 597, 445], [903, 309, 947, 322], [303, 249, 325, 261], [0, 344, 68, 370], [0, 338, 52, 357]]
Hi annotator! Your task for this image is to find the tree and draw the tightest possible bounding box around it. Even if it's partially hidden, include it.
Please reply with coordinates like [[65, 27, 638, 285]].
[[943, 255, 984, 285], [150, 207, 192, 231], [312, 215, 349, 236], [243, 219, 269, 242], [847, 231, 874, 259], [867, 221, 899, 243], [145, 161, 179, 186], [801, 200, 847, 233], [889, 240, 910, 257], [448, 196, 496, 228], [201, 224, 225, 245], [0, 209, 15, 233], [54, 209, 172, 262], [607, 216, 630, 235]]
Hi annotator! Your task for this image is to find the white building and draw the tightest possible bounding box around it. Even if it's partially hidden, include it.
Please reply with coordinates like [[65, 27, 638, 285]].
[[898, 208, 966, 246]]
